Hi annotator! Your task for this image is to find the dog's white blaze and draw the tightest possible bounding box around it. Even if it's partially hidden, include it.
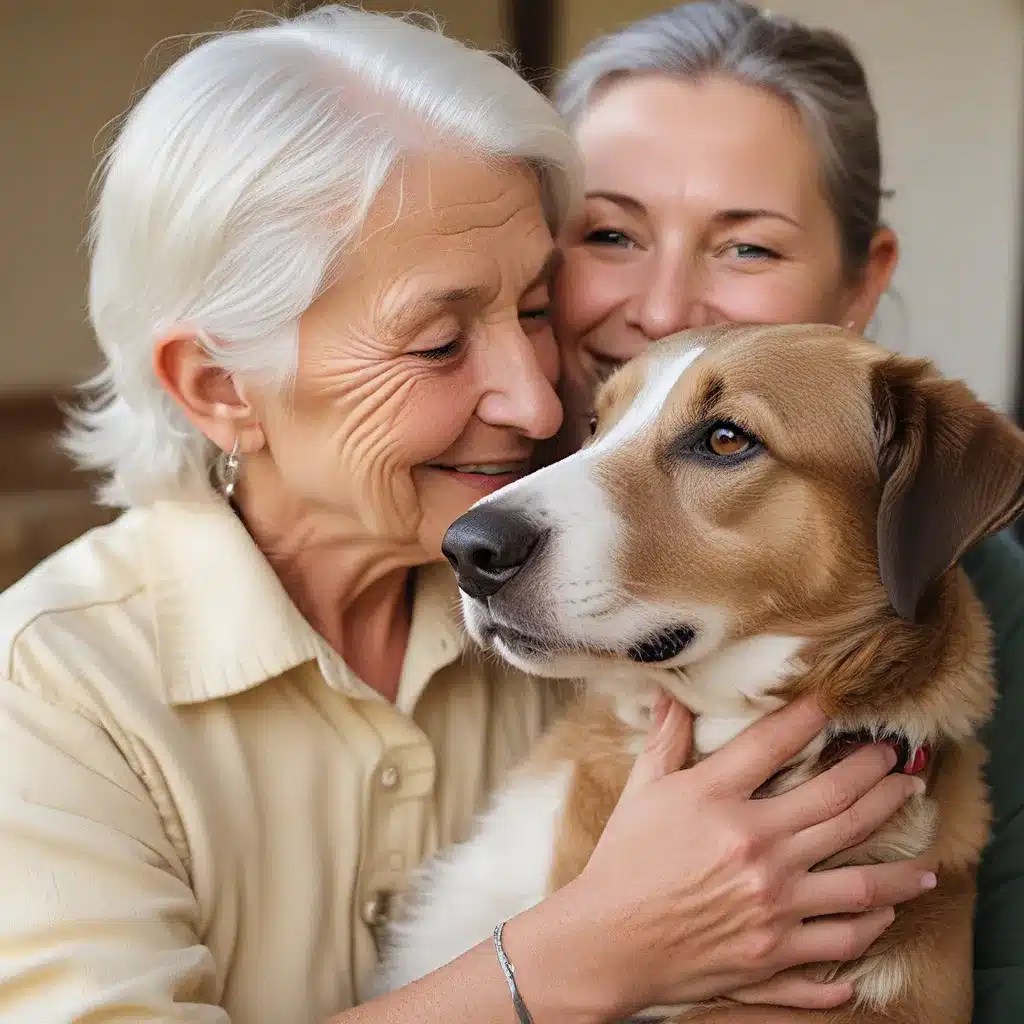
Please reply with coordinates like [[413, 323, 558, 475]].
[[565, 346, 708, 621], [373, 768, 570, 994], [474, 345, 709, 654], [470, 342, 704, 512], [588, 344, 707, 457]]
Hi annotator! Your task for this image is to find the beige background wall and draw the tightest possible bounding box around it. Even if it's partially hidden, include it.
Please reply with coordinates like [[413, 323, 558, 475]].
[[4, 1, 1022, 410], [0, 0, 504, 395], [362, 0, 504, 49], [559, 0, 1024, 412]]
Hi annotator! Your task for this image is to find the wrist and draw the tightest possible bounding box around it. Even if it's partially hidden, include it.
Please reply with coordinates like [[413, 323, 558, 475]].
[[498, 879, 631, 1024]]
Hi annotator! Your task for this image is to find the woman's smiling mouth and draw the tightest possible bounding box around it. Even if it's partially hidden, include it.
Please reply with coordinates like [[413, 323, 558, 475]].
[[425, 461, 531, 492]]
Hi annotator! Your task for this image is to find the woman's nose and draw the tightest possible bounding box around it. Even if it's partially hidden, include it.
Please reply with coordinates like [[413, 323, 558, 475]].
[[627, 260, 714, 340], [476, 331, 563, 440]]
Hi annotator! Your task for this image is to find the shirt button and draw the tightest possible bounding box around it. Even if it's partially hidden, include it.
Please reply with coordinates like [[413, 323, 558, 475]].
[[380, 765, 400, 790], [362, 891, 391, 928]]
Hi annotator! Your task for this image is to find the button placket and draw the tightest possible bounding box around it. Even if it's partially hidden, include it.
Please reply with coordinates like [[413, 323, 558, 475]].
[[359, 747, 434, 952]]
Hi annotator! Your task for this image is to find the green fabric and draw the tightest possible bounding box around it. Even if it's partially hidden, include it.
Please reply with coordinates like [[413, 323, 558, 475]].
[[962, 530, 1024, 1022]]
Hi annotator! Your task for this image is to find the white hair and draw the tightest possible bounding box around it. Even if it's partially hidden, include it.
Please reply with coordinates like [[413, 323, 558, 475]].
[[66, 4, 582, 508]]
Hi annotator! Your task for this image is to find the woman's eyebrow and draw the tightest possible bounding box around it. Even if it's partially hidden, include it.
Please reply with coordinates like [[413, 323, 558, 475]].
[[382, 250, 561, 334], [584, 190, 646, 215], [585, 191, 803, 232], [381, 283, 487, 336], [716, 207, 803, 229]]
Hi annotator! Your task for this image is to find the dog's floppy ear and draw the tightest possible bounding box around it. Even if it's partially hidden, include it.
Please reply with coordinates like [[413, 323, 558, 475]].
[[872, 354, 1024, 621]]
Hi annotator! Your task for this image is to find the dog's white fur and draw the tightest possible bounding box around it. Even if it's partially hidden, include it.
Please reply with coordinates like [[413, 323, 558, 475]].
[[374, 769, 571, 992]]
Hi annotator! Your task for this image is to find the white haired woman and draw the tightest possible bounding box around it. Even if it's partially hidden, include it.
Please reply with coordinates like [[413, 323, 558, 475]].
[[0, 7, 931, 1023]]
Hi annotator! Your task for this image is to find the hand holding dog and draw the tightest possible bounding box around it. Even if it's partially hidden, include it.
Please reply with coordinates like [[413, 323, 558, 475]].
[[548, 693, 935, 1018]]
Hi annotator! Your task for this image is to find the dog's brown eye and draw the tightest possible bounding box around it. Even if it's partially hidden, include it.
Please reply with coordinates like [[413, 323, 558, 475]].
[[707, 424, 752, 457], [588, 414, 599, 436]]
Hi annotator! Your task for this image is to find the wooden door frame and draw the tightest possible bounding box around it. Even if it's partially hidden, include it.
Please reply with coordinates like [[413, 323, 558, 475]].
[[1016, 91, 1024, 542], [506, 0, 559, 94]]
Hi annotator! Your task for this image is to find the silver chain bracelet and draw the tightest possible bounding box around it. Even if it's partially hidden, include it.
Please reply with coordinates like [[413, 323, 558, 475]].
[[493, 921, 534, 1024]]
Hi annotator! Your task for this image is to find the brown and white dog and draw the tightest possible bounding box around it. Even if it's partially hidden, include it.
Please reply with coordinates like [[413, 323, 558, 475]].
[[374, 324, 1024, 1022]]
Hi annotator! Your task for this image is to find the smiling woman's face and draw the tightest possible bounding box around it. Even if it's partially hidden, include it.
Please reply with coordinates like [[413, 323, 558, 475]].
[[245, 151, 561, 559], [552, 73, 896, 448]]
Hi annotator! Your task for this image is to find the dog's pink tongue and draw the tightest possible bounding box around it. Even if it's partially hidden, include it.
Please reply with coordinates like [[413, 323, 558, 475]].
[[904, 745, 929, 775]]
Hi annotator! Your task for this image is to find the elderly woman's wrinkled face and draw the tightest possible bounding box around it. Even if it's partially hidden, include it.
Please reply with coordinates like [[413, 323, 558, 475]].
[[553, 74, 895, 447], [250, 153, 561, 558]]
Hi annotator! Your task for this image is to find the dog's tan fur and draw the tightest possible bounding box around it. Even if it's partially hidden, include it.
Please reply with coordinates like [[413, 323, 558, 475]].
[[516, 326, 1021, 1021], [376, 325, 1024, 1021]]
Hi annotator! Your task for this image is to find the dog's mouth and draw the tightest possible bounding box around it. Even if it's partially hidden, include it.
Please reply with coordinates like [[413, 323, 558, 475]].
[[627, 625, 697, 663], [485, 624, 553, 659], [482, 621, 698, 667]]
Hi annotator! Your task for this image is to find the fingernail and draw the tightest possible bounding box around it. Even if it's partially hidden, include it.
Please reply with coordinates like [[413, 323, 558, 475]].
[[920, 872, 937, 890], [884, 907, 896, 924]]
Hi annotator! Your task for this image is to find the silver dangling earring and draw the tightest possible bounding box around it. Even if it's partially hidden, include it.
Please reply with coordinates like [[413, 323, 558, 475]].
[[217, 438, 241, 500]]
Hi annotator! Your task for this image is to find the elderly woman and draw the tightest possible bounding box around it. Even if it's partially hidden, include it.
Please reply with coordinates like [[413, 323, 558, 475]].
[[0, 6, 932, 1023], [549, 2, 1024, 1021]]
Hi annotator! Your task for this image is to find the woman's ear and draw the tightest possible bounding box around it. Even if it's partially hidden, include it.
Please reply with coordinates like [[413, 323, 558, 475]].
[[153, 331, 265, 455], [843, 227, 899, 334]]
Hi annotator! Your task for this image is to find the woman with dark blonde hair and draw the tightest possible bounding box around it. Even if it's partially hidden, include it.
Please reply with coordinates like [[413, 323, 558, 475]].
[[550, 1, 1024, 1019]]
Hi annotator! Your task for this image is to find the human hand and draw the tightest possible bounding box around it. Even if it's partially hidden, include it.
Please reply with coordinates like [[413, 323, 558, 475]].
[[558, 694, 934, 1018]]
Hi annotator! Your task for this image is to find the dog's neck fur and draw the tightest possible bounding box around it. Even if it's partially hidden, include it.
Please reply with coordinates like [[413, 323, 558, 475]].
[[790, 568, 993, 747], [590, 633, 809, 757], [591, 568, 993, 759]]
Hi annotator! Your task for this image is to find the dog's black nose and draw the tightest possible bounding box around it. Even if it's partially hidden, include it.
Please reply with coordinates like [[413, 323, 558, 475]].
[[442, 505, 544, 600]]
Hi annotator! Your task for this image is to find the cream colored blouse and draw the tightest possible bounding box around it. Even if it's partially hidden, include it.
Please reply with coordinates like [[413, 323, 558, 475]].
[[0, 496, 567, 1023]]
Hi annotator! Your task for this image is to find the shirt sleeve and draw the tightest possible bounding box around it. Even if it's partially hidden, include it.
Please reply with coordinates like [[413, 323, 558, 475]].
[[0, 676, 229, 1023], [962, 530, 1024, 1022]]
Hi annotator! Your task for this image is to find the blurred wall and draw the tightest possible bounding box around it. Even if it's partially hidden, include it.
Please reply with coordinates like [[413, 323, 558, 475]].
[[0, 0, 505, 395], [5, 1, 1021, 410], [558, 0, 1024, 412], [363, 0, 503, 49]]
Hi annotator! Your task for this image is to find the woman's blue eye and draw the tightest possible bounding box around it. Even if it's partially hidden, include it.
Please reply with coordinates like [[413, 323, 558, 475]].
[[584, 229, 633, 247], [732, 243, 778, 259]]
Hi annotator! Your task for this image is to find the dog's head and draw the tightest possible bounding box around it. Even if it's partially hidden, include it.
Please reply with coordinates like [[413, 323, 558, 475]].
[[443, 324, 1024, 696]]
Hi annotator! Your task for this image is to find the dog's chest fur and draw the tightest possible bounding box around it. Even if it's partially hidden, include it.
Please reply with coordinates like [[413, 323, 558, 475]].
[[375, 635, 811, 996], [374, 577, 994, 1021]]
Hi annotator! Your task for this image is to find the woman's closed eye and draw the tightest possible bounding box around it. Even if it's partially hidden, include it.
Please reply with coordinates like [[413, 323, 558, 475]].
[[415, 335, 465, 360]]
